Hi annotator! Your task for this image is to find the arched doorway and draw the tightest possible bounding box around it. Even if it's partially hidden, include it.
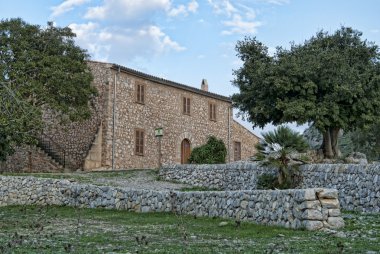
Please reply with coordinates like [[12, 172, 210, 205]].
[[181, 139, 191, 164]]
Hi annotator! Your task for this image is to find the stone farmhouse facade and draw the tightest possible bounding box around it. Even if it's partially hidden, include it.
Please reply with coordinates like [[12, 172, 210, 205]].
[[2, 61, 259, 171]]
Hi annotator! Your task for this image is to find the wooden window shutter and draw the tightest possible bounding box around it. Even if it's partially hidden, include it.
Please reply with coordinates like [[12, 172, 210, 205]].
[[209, 103, 216, 121], [234, 142, 241, 161], [135, 129, 144, 155], [187, 97, 190, 114], [140, 85, 144, 103], [183, 97, 190, 115], [136, 84, 145, 104]]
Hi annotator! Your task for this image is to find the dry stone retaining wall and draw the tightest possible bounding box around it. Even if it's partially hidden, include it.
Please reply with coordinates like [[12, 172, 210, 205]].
[[0, 176, 343, 231], [300, 164, 380, 213], [0, 146, 62, 173], [159, 163, 275, 190], [159, 163, 380, 213]]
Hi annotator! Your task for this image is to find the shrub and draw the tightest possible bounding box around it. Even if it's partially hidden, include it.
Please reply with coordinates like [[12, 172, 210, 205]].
[[256, 173, 278, 190], [255, 126, 309, 189], [188, 136, 227, 164]]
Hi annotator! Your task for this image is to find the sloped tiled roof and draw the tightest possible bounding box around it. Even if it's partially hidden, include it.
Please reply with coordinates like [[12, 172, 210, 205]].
[[111, 63, 232, 103]]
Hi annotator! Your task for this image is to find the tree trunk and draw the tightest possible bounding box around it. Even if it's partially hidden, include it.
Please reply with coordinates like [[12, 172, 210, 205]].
[[330, 127, 342, 158], [320, 127, 342, 159]]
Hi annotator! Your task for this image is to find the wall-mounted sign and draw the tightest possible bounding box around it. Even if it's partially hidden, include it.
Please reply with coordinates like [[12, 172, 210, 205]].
[[155, 127, 163, 137]]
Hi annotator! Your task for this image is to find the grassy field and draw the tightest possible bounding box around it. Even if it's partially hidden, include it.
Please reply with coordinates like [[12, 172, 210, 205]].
[[0, 205, 379, 254]]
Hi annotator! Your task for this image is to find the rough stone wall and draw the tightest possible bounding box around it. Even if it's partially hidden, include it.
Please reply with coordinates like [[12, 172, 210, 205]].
[[41, 61, 111, 169], [159, 163, 275, 190], [159, 163, 380, 213], [231, 120, 259, 161], [0, 146, 62, 173], [0, 176, 344, 231], [103, 68, 233, 169], [300, 164, 380, 213]]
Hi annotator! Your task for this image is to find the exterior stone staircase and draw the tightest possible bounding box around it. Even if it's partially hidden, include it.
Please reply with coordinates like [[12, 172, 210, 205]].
[[37, 133, 75, 170]]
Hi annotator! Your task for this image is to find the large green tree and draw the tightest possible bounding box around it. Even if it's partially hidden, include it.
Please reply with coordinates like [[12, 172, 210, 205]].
[[232, 27, 380, 158], [0, 18, 96, 160]]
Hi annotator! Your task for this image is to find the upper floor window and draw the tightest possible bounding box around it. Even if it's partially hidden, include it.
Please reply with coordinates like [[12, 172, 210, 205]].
[[234, 141, 241, 161], [135, 129, 144, 156], [183, 97, 191, 115], [136, 83, 145, 104], [209, 102, 216, 121]]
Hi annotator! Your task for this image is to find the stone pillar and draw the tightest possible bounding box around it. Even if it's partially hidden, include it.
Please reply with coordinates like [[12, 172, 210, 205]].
[[84, 124, 103, 170]]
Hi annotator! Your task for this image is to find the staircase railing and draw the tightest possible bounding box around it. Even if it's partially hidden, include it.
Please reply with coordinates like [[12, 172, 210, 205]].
[[37, 132, 74, 169]]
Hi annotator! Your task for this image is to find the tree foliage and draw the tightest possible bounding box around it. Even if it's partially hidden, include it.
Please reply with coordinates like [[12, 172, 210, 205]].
[[255, 126, 309, 189], [233, 27, 380, 158], [0, 18, 96, 160], [188, 136, 227, 164]]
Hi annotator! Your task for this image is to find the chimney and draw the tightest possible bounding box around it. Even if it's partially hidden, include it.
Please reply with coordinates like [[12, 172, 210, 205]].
[[201, 79, 208, 92]]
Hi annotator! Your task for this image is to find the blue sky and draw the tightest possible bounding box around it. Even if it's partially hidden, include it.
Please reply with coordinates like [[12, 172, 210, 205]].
[[1, 0, 379, 137]]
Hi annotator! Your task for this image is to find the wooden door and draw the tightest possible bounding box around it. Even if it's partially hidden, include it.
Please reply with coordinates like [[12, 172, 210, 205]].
[[181, 139, 191, 164]]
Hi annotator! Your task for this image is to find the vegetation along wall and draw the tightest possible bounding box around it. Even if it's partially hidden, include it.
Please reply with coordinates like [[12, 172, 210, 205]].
[[159, 163, 380, 213], [0, 176, 344, 231]]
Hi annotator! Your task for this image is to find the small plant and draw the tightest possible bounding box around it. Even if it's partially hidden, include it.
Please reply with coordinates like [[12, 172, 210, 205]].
[[255, 126, 309, 189], [256, 173, 278, 190], [188, 136, 227, 164]]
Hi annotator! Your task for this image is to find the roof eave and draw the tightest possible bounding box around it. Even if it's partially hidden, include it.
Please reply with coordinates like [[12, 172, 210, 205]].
[[111, 64, 232, 103]]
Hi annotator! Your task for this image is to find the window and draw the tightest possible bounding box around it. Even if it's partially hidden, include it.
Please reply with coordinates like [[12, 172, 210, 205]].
[[135, 129, 144, 156], [209, 103, 216, 121], [183, 97, 191, 115], [136, 83, 145, 104], [234, 141, 241, 161]]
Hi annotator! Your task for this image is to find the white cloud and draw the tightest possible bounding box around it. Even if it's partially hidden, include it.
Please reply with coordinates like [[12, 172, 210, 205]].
[[208, 0, 238, 17], [168, 0, 199, 17], [370, 29, 379, 34], [51, 0, 89, 17], [208, 0, 262, 35], [222, 14, 261, 35], [60, 0, 188, 63], [85, 0, 171, 21], [188, 0, 199, 13], [261, 0, 289, 5], [69, 22, 185, 62], [168, 4, 187, 17], [69, 22, 98, 37]]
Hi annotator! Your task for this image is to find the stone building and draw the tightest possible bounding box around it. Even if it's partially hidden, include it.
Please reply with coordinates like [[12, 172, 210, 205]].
[[2, 61, 259, 171]]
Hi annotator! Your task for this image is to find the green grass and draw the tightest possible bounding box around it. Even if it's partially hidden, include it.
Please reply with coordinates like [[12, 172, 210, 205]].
[[0, 206, 378, 253]]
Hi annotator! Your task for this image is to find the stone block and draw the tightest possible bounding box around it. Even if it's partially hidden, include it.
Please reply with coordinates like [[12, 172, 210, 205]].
[[302, 209, 323, 220], [240, 200, 248, 209], [320, 199, 340, 209], [304, 189, 317, 200], [317, 189, 339, 199], [328, 209, 341, 217], [326, 217, 345, 229], [303, 220, 323, 231], [299, 200, 321, 210]]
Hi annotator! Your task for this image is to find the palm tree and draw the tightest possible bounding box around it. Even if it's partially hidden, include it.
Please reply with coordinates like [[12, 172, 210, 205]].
[[255, 126, 309, 188]]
